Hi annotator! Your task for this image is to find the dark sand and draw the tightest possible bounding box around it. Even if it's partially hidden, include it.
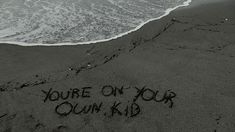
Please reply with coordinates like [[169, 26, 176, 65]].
[[0, 0, 235, 131]]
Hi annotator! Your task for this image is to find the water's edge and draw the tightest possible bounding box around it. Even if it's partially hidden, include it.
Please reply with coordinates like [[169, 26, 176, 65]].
[[0, 0, 192, 47]]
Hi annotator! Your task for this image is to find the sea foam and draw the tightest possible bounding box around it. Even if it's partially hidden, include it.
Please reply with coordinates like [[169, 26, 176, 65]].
[[0, 0, 192, 46]]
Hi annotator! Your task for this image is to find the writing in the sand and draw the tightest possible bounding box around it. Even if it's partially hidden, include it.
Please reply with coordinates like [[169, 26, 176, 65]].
[[41, 85, 176, 118]]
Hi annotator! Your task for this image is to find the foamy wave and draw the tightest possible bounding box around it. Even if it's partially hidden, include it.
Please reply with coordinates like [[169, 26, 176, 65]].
[[0, 0, 192, 46]]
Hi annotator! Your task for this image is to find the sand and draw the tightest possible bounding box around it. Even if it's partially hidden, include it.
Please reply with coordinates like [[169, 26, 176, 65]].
[[0, 0, 235, 132]]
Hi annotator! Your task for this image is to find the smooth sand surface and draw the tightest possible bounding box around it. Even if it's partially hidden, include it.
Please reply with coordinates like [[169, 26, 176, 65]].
[[0, 0, 235, 132]]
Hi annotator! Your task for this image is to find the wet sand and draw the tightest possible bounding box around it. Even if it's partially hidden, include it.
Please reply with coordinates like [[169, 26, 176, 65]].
[[0, 0, 235, 131]]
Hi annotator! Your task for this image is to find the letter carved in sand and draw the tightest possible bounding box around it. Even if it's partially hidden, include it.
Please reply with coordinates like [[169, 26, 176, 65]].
[[41, 85, 177, 118]]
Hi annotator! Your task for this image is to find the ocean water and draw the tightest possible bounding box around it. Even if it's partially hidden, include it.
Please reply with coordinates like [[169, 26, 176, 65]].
[[0, 0, 189, 45]]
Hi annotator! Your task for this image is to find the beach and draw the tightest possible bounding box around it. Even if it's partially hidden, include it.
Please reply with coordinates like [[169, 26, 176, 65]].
[[0, 0, 235, 131]]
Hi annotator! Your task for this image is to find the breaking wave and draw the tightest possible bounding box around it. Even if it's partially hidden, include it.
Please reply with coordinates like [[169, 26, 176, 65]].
[[0, 0, 191, 46]]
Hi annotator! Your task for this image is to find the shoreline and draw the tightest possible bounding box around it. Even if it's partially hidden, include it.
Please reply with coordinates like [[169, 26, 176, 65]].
[[0, 0, 235, 131], [0, 0, 192, 47]]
